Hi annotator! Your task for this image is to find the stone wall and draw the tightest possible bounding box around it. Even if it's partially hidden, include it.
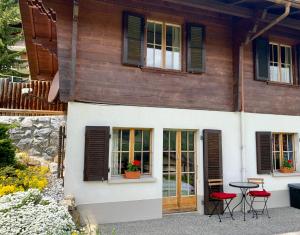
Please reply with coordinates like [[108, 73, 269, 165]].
[[0, 116, 66, 160]]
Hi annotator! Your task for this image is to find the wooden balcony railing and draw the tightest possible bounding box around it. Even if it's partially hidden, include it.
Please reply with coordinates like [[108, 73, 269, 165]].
[[0, 78, 66, 116]]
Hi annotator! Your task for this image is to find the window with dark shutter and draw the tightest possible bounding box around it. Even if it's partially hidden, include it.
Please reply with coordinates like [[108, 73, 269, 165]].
[[296, 45, 300, 85], [203, 129, 223, 215], [256, 132, 272, 174], [254, 37, 270, 81], [187, 23, 205, 73], [122, 12, 145, 67], [84, 126, 110, 181]]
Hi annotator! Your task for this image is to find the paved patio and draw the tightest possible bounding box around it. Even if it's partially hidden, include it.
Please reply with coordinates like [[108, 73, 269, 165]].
[[100, 207, 300, 235]]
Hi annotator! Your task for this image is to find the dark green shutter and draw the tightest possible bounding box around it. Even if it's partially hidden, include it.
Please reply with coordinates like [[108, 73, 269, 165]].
[[203, 129, 223, 215], [187, 23, 205, 73], [84, 126, 110, 181], [122, 12, 145, 67], [296, 45, 300, 85], [253, 37, 270, 81], [256, 132, 272, 174]]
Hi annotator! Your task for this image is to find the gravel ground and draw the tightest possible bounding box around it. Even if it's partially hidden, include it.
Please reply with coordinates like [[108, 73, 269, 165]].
[[100, 207, 300, 235], [42, 172, 64, 202]]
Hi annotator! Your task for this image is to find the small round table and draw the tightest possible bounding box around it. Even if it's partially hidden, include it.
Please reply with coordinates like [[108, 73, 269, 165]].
[[229, 182, 259, 221]]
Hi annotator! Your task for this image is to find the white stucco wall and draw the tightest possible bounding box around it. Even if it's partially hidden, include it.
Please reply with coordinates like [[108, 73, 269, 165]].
[[64, 102, 242, 208], [244, 113, 300, 192], [65, 102, 300, 213]]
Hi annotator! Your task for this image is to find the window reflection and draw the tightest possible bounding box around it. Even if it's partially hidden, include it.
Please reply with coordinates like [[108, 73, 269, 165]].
[[269, 43, 292, 83], [146, 21, 181, 70]]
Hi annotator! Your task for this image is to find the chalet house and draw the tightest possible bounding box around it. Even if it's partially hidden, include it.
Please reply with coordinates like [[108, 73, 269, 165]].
[[20, 0, 300, 224]]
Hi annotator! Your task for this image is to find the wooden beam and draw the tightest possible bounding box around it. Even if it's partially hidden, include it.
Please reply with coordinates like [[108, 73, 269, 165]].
[[32, 38, 57, 54], [266, 0, 300, 9], [162, 0, 300, 30], [162, 0, 254, 18]]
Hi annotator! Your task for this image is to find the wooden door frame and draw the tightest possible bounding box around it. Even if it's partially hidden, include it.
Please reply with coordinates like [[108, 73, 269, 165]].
[[163, 129, 197, 214]]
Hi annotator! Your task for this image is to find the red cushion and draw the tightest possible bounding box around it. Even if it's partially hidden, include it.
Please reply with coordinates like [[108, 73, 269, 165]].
[[248, 190, 271, 197], [210, 192, 237, 200]]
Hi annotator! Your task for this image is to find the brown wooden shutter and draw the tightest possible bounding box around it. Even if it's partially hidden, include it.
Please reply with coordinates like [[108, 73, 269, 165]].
[[187, 23, 205, 73], [256, 132, 272, 174], [253, 37, 270, 81], [203, 129, 223, 215], [296, 45, 300, 85], [122, 12, 145, 67], [84, 126, 110, 181]]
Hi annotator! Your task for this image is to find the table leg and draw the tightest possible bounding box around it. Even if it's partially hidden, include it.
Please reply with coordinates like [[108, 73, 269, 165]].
[[232, 188, 250, 221]]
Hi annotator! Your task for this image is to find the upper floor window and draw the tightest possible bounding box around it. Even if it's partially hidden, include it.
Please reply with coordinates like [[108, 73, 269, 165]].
[[272, 133, 295, 171], [146, 21, 181, 70], [270, 43, 293, 84], [123, 12, 205, 73], [112, 128, 152, 176]]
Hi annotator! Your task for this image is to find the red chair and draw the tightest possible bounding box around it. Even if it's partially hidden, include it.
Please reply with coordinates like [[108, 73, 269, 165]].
[[247, 178, 271, 218], [208, 179, 237, 222]]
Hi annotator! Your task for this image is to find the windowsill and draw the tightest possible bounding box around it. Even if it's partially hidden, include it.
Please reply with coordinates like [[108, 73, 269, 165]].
[[108, 175, 156, 184], [266, 81, 300, 88], [141, 66, 188, 76], [272, 171, 300, 177]]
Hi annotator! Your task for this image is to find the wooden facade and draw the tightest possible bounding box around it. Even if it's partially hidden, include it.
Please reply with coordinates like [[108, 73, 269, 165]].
[[0, 78, 66, 116], [20, 0, 300, 115]]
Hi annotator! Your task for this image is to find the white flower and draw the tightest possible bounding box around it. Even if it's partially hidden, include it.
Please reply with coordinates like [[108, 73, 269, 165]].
[[0, 189, 75, 235]]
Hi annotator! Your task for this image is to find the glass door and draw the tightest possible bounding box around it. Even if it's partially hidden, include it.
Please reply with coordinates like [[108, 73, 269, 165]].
[[163, 130, 197, 213]]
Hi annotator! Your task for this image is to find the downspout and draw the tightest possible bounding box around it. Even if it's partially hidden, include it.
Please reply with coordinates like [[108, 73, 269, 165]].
[[240, 2, 291, 181], [245, 2, 291, 44]]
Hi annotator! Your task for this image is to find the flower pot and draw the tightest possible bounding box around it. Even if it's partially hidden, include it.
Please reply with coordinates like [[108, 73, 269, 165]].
[[279, 167, 294, 173], [124, 171, 141, 179]]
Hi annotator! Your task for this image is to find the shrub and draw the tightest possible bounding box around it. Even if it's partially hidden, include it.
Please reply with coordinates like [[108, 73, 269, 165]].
[[0, 166, 49, 196], [0, 123, 16, 168], [0, 189, 76, 235]]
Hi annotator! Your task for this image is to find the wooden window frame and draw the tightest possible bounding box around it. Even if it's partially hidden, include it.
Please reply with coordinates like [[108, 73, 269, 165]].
[[272, 132, 296, 171], [269, 42, 293, 84], [145, 20, 182, 71], [112, 128, 152, 176]]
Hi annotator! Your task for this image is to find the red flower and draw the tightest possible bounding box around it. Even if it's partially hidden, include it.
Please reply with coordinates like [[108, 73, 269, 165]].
[[288, 160, 292, 164], [133, 160, 141, 166]]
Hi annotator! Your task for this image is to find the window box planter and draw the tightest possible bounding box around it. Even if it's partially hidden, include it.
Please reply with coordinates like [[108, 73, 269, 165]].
[[279, 167, 294, 174], [124, 171, 141, 179]]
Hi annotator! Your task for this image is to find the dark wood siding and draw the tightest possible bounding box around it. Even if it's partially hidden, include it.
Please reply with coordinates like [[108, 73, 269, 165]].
[[73, 0, 234, 112], [203, 129, 223, 215], [42, 0, 74, 102]]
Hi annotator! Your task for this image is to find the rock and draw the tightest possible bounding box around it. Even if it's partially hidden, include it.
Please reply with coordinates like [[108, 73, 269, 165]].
[[17, 138, 32, 149], [21, 118, 33, 128], [49, 162, 58, 173], [9, 128, 24, 135], [34, 128, 52, 137], [28, 159, 41, 166], [45, 146, 57, 157], [28, 148, 41, 156], [53, 155, 59, 163], [23, 130, 31, 138], [42, 153, 52, 161], [1, 116, 65, 161], [32, 138, 49, 150], [36, 117, 50, 123]]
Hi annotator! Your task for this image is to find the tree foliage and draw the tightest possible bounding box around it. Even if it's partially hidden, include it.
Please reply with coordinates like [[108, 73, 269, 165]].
[[0, 123, 16, 168], [0, 0, 28, 77]]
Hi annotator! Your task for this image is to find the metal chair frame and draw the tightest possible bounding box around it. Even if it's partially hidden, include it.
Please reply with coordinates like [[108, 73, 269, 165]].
[[208, 179, 235, 222], [247, 178, 271, 219]]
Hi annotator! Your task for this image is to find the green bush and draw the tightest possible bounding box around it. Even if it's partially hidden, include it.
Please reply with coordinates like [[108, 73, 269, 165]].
[[0, 123, 16, 168]]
